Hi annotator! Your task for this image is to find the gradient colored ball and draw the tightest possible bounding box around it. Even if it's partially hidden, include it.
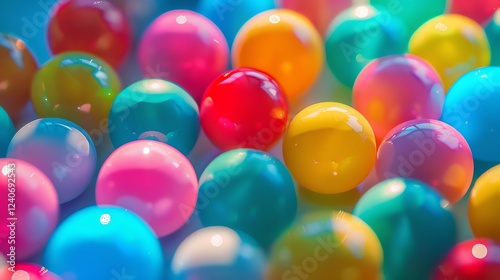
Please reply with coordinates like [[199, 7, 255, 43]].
[[0, 106, 15, 157], [0, 159, 59, 260], [376, 119, 474, 204], [197, 149, 297, 247], [138, 10, 229, 103], [353, 54, 445, 143], [353, 178, 457, 280], [44, 206, 163, 280], [232, 9, 323, 100], [283, 102, 377, 194], [449, 0, 499, 25], [109, 79, 200, 155], [171, 226, 266, 280], [485, 10, 500, 66], [200, 67, 288, 151], [0, 263, 61, 280], [409, 14, 491, 92], [7, 118, 97, 204]]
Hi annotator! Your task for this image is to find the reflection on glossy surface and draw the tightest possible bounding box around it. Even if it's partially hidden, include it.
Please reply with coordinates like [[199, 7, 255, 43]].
[[486, 10, 500, 66], [283, 102, 376, 194], [0, 263, 62, 280], [171, 226, 266, 280], [0, 106, 15, 157], [376, 119, 473, 204], [353, 178, 457, 280], [0, 159, 59, 260], [200, 68, 289, 151], [44, 206, 163, 280], [449, 0, 499, 25]]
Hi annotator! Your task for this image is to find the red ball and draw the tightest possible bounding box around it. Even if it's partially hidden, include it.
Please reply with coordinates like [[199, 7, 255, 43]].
[[449, 0, 499, 25], [200, 68, 289, 151]]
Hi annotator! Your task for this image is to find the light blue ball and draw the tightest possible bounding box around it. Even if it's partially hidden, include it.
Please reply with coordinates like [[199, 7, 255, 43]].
[[0, 106, 15, 157]]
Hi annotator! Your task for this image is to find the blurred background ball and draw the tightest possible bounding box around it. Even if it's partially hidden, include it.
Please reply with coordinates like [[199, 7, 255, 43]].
[[0, 106, 15, 157], [0, 263, 61, 280], [485, 10, 500, 66], [448, 0, 500, 25]]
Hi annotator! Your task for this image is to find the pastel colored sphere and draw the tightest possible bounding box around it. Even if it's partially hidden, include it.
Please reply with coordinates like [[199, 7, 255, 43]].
[[0, 159, 59, 260], [0, 34, 38, 118], [0, 263, 61, 280], [0, 106, 15, 157], [449, 0, 500, 24], [353, 54, 445, 143], [282, 102, 377, 194], [200, 68, 289, 151], [485, 10, 500, 66], [138, 10, 229, 103], [325, 5, 408, 88], [171, 226, 267, 280], [95, 140, 198, 237], [232, 9, 324, 100], [267, 211, 383, 280], [197, 149, 297, 247], [7, 118, 97, 204], [353, 178, 457, 280], [409, 14, 491, 91], [30, 52, 122, 134], [109, 79, 200, 155], [376, 119, 474, 204], [44, 206, 164, 280]]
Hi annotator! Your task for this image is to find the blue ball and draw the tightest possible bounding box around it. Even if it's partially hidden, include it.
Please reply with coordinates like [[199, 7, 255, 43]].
[[0, 106, 15, 157]]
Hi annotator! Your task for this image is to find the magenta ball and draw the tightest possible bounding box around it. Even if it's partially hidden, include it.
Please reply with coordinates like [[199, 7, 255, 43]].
[[95, 140, 198, 237], [138, 10, 229, 104]]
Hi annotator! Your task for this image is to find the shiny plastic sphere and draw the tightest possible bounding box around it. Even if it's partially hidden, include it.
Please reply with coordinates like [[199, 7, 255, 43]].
[[95, 140, 198, 237], [0, 263, 61, 280], [7, 118, 97, 204], [282, 102, 377, 194], [353, 54, 445, 143], [44, 206, 163, 280], [0, 34, 38, 118], [171, 226, 266, 280], [47, 0, 133, 68], [138, 10, 229, 104], [486, 10, 500, 66], [353, 178, 457, 280], [109, 79, 200, 155], [232, 9, 323, 100], [325, 5, 408, 88], [197, 149, 297, 247], [376, 119, 474, 204], [200, 68, 289, 151], [409, 14, 491, 92], [449, 0, 500, 25], [0, 159, 59, 260], [0, 106, 15, 157], [31, 52, 122, 134], [267, 210, 383, 280]]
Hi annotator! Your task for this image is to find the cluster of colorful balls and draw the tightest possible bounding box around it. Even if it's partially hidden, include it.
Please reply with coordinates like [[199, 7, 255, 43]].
[[1, 0, 500, 279]]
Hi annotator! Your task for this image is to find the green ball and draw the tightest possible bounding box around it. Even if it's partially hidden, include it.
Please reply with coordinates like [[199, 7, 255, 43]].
[[485, 10, 500, 66]]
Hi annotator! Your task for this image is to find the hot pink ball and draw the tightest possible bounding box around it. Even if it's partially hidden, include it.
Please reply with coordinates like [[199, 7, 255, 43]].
[[138, 10, 229, 104], [0, 159, 59, 260], [95, 140, 198, 237], [1, 263, 61, 280]]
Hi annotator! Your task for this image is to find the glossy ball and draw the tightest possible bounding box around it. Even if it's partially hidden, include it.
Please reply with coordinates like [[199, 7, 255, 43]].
[[376, 119, 474, 204], [0, 159, 59, 260], [197, 149, 297, 247], [200, 68, 289, 151], [449, 0, 499, 25], [485, 10, 500, 66], [0, 263, 61, 280], [353, 178, 457, 280], [109, 79, 200, 155], [0, 106, 15, 157], [232, 9, 323, 100], [138, 10, 229, 104], [44, 206, 163, 280], [95, 140, 198, 237], [283, 102, 377, 194], [7, 118, 97, 204], [353, 54, 445, 143], [171, 226, 266, 280], [409, 14, 491, 92]]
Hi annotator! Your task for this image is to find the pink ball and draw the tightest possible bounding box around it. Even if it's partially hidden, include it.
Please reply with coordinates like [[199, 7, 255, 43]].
[[1, 263, 61, 280], [0, 159, 59, 260], [138, 10, 229, 104], [95, 140, 198, 237]]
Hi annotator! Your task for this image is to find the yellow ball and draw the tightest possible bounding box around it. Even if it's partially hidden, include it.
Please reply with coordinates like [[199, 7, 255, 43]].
[[282, 102, 376, 194]]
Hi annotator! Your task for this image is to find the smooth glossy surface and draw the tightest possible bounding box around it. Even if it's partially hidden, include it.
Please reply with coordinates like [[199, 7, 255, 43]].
[[171, 226, 266, 280], [232, 9, 323, 100], [200, 68, 289, 151], [197, 149, 297, 247], [449, 0, 499, 25], [353, 178, 457, 280], [44, 206, 163, 280], [376, 119, 474, 204], [138, 10, 229, 104], [95, 140, 198, 237], [0, 263, 61, 280], [486, 10, 500, 66], [109, 79, 200, 155], [409, 14, 491, 92], [0, 106, 15, 157], [353, 54, 445, 144], [7, 118, 97, 204], [282, 102, 377, 194]]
